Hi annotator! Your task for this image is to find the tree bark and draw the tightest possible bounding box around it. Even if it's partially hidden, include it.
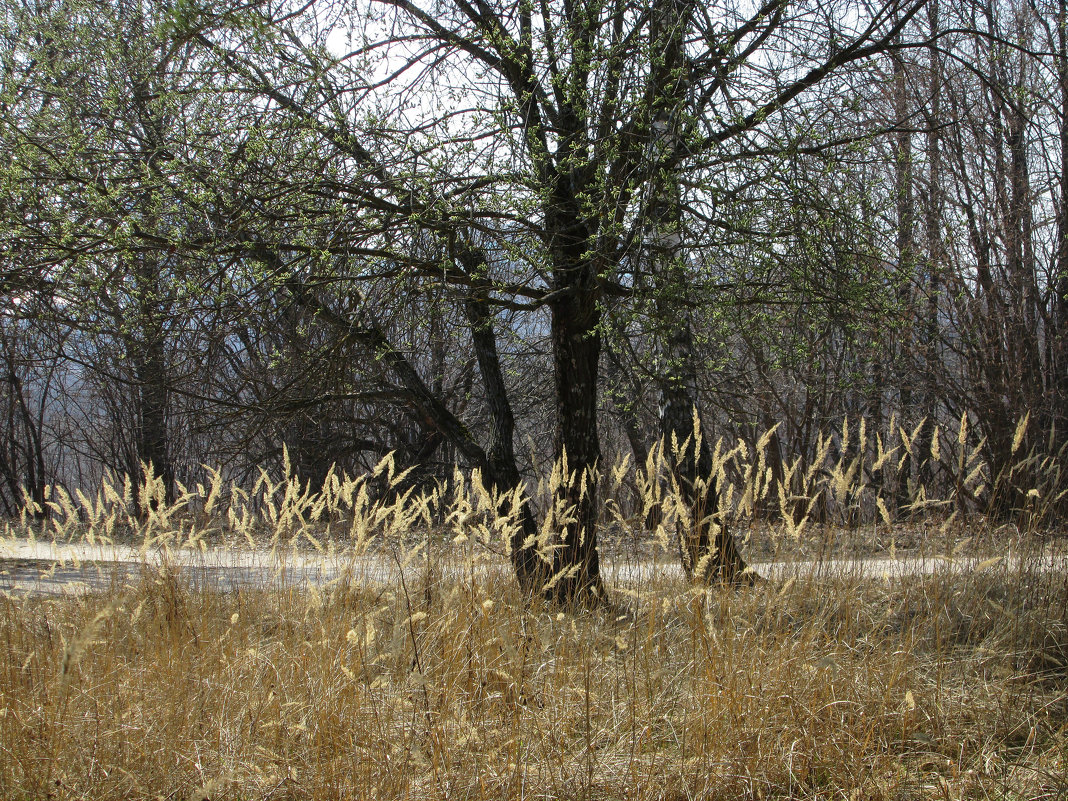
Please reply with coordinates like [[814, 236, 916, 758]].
[[546, 263, 605, 604], [458, 248, 546, 595], [1054, 0, 1068, 446], [648, 0, 750, 583], [131, 254, 174, 510], [915, 0, 942, 490], [892, 42, 917, 510]]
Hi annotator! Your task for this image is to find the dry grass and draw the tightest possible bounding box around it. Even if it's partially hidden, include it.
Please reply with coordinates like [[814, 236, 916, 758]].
[[2, 418, 1068, 799], [1, 551, 1066, 800]]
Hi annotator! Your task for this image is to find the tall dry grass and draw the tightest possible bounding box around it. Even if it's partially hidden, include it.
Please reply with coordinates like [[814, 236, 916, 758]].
[[8, 412, 1063, 562], [1, 556, 1066, 799], [1, 415, 1066, 799]]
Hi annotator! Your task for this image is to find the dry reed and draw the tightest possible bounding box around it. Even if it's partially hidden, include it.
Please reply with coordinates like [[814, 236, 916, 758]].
[[0, 417, 1066, 799]]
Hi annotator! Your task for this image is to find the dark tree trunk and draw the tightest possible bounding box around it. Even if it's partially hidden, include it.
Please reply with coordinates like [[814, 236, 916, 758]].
[[647, 0, 751, 584], [1004, 106, 1041, 417], [892, 43, 917, 510], [132, 256, 174, 510], [1054, 0, 1068, 447], [459, 253, 545, 595], [133, 339, 173, 507], [657, 326, 750, 583], [546, 280, 605, 604], [915, 0, 942, 489]]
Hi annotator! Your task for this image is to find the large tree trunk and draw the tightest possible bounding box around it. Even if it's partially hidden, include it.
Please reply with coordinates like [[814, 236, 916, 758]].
[[648, 0, 750, 584], [458, 251, 545, 596], [915, 0, 942, 490], [132, 255, 174, 510], [546, 275, 605, 604]]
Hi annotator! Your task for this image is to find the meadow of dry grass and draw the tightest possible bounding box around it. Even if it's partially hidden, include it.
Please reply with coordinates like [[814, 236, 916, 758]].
[[1, 419, 1067, 799], [1, 551, 1066, 800]]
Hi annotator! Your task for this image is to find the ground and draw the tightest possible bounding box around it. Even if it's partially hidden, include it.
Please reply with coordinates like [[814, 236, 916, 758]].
[[1, 522, 1066, 800]]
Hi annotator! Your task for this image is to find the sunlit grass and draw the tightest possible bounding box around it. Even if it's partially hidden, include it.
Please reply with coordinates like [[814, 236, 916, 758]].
[[1, 555, 1066, 799], [7, 412, 1062, 562], [1, 415, 1067, 798]]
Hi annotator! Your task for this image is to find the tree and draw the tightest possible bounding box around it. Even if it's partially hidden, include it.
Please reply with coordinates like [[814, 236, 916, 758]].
[[0, 0, 238, 508], [642, 0, 751, 581], [0, 0, 965, 599], [170, 0, 935, 602], [928, 0, 1059, 510]]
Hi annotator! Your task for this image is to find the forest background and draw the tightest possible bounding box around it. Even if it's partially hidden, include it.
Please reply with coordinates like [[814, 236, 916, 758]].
[[7, 3, 1068, 798], [1, 0, 1067, 600]]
